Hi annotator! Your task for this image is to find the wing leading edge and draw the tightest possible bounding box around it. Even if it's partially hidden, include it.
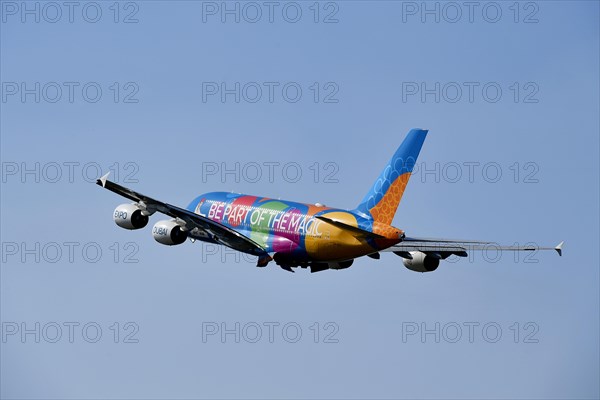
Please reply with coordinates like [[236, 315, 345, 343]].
[[96, 173, 270, 259]]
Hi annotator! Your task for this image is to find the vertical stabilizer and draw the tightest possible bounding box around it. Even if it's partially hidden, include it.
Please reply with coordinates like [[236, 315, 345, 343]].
[[355, 129, 428, 224]]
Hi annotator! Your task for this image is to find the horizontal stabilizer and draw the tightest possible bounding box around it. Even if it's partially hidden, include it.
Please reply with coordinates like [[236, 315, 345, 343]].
[[315, 216, 385, 239]]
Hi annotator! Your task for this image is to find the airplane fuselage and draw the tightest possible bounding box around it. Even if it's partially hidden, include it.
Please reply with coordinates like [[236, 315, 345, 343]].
[[186, 192, 404, 265]]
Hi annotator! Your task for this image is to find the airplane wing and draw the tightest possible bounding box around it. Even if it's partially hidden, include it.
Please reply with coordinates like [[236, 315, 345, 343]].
[[384, 237, 563, 258], [96, 173, 270, 258]]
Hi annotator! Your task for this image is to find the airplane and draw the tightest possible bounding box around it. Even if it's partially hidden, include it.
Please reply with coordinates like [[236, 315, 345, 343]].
[[96, 128, 563, 273]]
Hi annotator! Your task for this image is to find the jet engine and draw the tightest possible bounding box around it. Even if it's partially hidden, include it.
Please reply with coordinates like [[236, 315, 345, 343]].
[[113, 203, 149, 230], [402, 251, 440, 273], [152, 220, 188, 246]]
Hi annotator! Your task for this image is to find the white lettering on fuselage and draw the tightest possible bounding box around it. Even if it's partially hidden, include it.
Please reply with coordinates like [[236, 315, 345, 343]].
[[205, 201, 322, 236]]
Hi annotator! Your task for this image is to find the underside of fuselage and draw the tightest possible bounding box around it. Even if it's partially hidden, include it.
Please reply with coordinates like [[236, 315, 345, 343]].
[[271, 252, 356, 273]]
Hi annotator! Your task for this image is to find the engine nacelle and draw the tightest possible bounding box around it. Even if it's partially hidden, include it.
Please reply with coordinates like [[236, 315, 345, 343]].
[[152, 220, 188, 246], [403, 251, 440, 273], [113, 203, 149, 230]]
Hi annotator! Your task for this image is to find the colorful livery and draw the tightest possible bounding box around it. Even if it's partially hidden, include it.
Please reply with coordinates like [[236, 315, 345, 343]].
[[97, 129, 562, 273]]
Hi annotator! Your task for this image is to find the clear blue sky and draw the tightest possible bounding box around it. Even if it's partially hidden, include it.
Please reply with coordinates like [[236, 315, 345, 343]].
[[1, 1, 598, 399]]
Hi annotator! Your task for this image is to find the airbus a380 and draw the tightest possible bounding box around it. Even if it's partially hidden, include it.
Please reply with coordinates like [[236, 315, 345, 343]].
[[96, 129, 563, 273]]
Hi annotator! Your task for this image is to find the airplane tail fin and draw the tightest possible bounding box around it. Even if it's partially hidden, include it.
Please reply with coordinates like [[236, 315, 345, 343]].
[[355, 128, 428, 225]]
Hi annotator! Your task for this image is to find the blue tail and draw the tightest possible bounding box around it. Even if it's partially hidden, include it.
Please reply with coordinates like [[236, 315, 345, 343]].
[[355, 128, 428, 224]]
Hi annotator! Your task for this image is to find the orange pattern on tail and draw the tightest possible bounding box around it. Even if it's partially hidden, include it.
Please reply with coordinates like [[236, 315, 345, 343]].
[[369, 172, 411, 225]]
